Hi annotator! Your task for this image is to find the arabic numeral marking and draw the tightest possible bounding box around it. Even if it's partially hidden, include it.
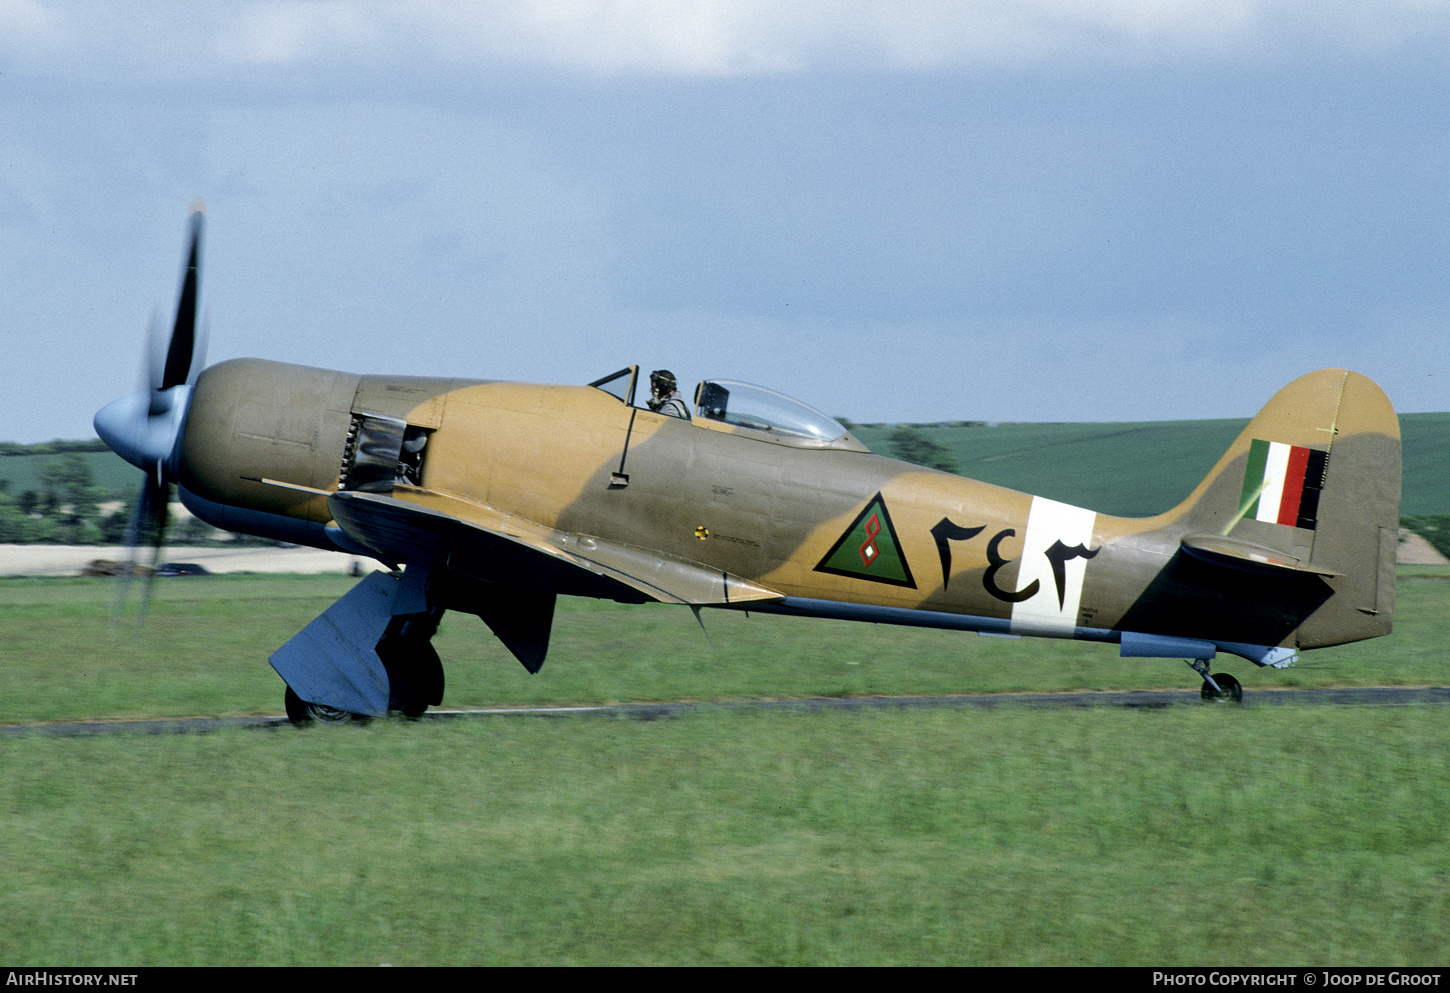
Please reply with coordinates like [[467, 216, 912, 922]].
[[984, 528, 1040, 603]]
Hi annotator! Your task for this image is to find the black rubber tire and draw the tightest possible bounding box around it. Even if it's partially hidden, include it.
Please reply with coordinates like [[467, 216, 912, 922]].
[[284, 686, 367, 726], [1200, 672, 1244, 704]]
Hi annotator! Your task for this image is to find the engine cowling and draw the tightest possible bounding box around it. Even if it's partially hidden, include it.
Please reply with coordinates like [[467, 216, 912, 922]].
[[180, 358, 361, 529]]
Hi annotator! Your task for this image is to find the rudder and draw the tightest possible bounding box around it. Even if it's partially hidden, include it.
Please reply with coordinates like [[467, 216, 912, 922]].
[[1296, 371, 1401, 646]]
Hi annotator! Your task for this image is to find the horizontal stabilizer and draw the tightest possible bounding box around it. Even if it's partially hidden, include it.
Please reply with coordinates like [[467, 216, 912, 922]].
[[1118, 630, 1297, 668], [1180, 534, 1341, 577]]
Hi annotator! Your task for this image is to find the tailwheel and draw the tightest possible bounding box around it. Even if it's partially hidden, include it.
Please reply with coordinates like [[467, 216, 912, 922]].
[[284, 686, 369, 727], [1186, 658, 1244, 705], [1199, 672, 1243, 704]]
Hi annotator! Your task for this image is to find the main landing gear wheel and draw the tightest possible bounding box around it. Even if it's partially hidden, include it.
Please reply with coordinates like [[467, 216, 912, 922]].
[[1199, 672, 1243, 704], [378, 610, 445, 719], [384, 641, 443, 719], [284, 686, 369, 727], [397, 642, 444, 719]]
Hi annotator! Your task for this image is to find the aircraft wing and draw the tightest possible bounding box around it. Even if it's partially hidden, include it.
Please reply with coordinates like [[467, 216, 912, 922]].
[[327, 487, 783, 607]]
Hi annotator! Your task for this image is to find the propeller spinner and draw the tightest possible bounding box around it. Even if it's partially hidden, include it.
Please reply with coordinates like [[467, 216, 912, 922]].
[[94, 202, 208, 594]]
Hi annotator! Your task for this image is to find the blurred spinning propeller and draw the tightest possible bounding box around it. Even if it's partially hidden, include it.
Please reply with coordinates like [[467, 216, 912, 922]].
[[93, 201, 208, 615]]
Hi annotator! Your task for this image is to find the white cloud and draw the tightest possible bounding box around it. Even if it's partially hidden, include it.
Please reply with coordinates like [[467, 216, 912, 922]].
[[216, 0, 1450, 73], [5, 1, 1449, 81], [222, 2, 387, 65], [0, 0, 60, 33]]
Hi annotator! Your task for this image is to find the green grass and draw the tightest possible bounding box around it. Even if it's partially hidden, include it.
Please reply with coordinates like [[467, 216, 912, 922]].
[[2, 570, 1449, 723], [1, 707, 1446, 965], [1, 572, 1447, 965]]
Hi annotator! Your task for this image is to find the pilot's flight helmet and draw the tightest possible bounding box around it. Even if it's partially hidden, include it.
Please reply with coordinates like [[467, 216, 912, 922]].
[[650, 369, 677, 395]]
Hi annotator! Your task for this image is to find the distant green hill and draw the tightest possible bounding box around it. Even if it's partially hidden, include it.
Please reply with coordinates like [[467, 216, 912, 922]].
[[0, 446, 137, 500], [849, 412, 1448, 519], [1399, 413, 1450, 517]]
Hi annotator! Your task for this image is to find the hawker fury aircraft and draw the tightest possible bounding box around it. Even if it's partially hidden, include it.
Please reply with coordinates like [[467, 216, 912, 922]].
[[95, 205, 1402, 723]]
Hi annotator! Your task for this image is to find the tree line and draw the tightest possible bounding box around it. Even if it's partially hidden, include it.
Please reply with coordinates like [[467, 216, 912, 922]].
[[0, 452, 236, 545]]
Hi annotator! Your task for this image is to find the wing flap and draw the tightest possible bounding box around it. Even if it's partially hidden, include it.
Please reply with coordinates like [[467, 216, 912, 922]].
[[328, 488, 783, 607]]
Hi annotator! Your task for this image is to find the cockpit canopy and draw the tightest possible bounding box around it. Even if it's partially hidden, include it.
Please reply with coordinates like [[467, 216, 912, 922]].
[[588, 366, 868, 452], [694, 380, 845, 443]]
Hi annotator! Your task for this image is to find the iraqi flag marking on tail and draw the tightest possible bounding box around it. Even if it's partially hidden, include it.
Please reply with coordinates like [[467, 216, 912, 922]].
[[1241, 439, 1328, 530]]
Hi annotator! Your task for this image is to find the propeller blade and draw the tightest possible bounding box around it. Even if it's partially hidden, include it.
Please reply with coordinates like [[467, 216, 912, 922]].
[[194, 308, 210, 387], [142, 307, 163, 400], [113, 486, 147, 620], [98, 203, 207, 473], [160, 203, 204, 391], [136, 482, 170, 623], [99, 200, 209, 629], [113, 476, 168, 624]]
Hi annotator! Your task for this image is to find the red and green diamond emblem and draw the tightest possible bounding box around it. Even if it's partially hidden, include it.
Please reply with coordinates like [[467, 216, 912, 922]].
[[815, 493, 916, 588]]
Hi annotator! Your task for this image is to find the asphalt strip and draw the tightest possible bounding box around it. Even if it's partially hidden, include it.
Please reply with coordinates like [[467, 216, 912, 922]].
[[3, 687, 1448, 737]]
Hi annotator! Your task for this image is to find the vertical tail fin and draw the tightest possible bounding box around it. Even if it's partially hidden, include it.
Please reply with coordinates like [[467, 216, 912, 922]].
[[1163, 369, 1401, 647]]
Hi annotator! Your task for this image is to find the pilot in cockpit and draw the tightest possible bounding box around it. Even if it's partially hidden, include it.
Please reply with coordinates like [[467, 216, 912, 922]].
[[646, 369, 690, 419]]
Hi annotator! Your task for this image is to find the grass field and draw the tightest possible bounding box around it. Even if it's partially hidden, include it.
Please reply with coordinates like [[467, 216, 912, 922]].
[[2, 572, 1448, 965], [3, 570, 1450, 722], [2, 708, 1446, 965]]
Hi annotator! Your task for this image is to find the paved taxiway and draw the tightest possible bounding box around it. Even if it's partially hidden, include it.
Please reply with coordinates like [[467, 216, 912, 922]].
[[4, 687, 1447, 737]]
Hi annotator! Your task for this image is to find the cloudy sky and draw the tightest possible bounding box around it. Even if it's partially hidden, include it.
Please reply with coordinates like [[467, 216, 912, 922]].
[[3, 1, 1447, 443]]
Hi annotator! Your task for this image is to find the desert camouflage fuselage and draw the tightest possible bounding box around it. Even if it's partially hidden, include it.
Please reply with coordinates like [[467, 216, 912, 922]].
[[178, 359, 1400, 676]]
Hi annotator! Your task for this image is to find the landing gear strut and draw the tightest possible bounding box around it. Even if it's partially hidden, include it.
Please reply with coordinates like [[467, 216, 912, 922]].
[[1187, 658, 1243, 704]]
